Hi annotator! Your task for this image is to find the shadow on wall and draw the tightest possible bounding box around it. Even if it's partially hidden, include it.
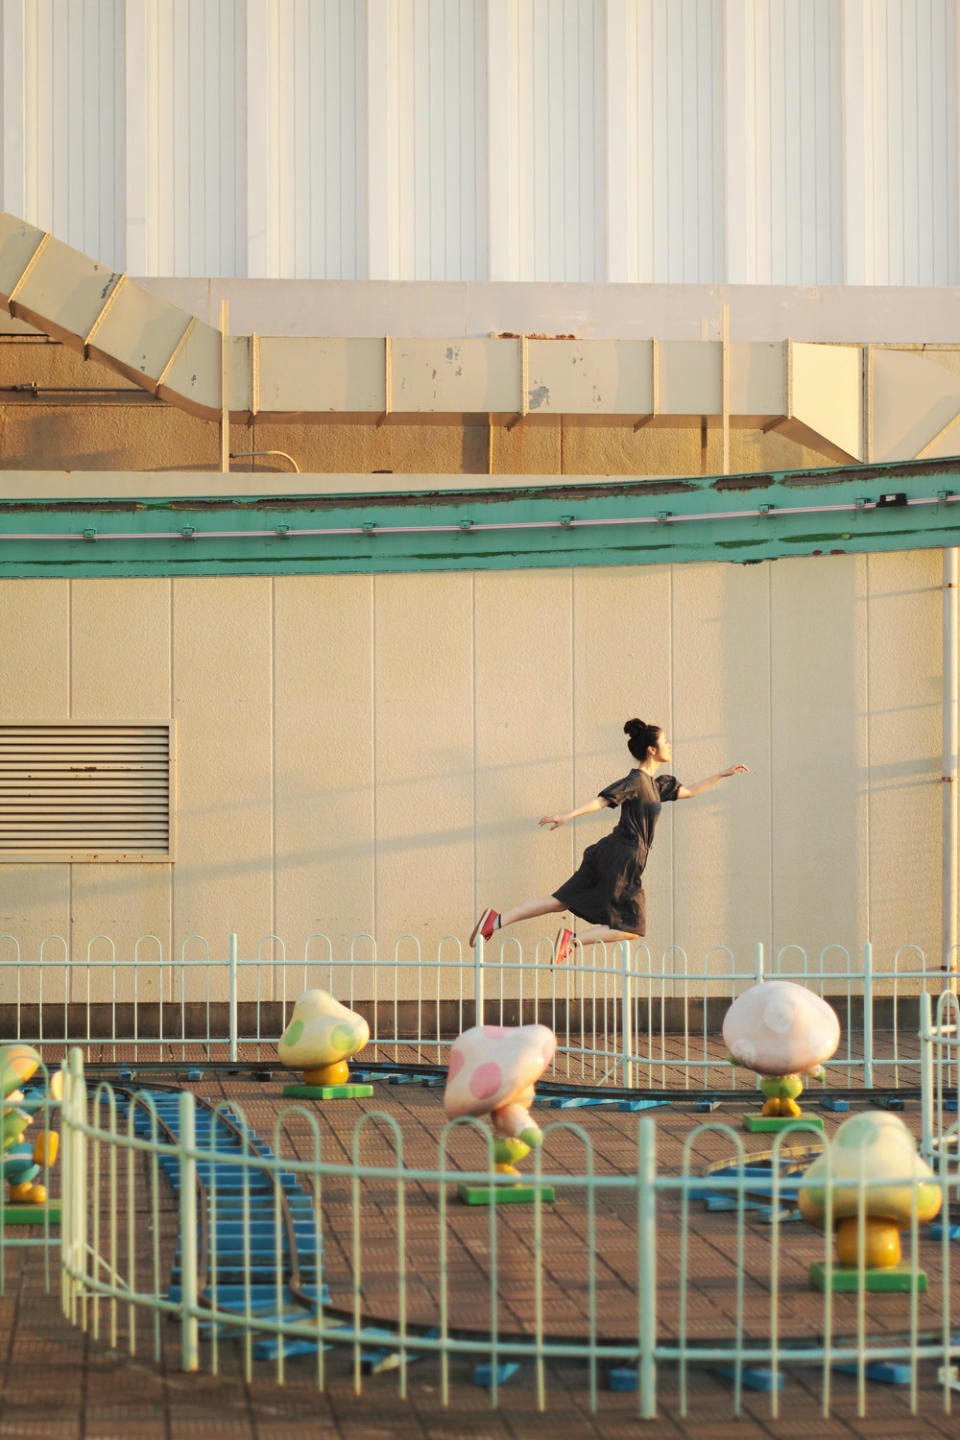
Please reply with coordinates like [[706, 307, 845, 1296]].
[[766, 556, 868, 957]]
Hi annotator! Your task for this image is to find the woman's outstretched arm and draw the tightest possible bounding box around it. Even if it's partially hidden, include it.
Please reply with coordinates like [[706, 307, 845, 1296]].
[[538, 796, 612, 830], [677, 763, 749, 799]]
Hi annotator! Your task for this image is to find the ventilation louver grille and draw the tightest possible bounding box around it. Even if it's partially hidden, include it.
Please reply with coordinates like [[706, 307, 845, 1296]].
[[0, 724, 171, 860]]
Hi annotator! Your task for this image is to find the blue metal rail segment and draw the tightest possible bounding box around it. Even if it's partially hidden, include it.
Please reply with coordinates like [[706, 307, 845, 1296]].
[[2, 454, 960, 575]]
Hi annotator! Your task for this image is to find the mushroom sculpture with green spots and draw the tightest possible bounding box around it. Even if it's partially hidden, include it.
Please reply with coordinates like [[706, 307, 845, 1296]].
[[722, 980, 841, 1132], [443, 1023, 557, 1204], [277, 990, 373, 1100], [2, 1044, 61, 1220], [798, 1111, 942, 1289]]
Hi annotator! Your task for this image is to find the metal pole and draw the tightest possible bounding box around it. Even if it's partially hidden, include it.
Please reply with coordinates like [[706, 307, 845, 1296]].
[[178, 1091, 199, 1371], [943, 547, 959, 989], [863, 942, 874, 1090], [60, 1055, 79, 1320], [637, 1115, 657, 1419], [228, 933, 239, 1063], [475, 934, 485, 1027], [919, 991, 934, 1164], [721, 302, 730, 476], [220, 299, 230, 473], [621, 938, 635, 1089], [69, 1049, 88, 1330]]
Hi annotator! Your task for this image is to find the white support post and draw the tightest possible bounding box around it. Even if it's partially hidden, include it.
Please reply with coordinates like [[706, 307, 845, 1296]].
[[943, 547, 959, 988], [475, 934, 485, 1028], [178, 1090, 199, 1371], [637, 1115, 657, 1419], [862, 942, 874, 1090], [919, 991, 934, 1165], [721, 302, 730, 476], [621, 938, 636, 1090], [68, 1049, 88, 1329], [229, 933, 239, 1062], [59, 1056, 76, 1320], [220, 300, 230, 473]]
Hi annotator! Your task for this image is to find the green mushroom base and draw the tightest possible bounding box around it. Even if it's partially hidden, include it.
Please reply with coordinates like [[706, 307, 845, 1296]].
[[457, 1183, 556, 1206], [281, 1083, 373, 1100], [2, 1202, 61, 1226], [742, 1113, 824, 1133], [810, 1260, 928, 1293]]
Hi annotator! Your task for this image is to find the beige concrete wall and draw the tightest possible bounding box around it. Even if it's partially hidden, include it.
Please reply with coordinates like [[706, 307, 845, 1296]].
[[0, 554, 943, 986]]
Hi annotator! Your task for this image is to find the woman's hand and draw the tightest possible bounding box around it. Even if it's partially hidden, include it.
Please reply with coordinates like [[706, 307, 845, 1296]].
[[722, 764, 750, 777], [539, 814, 566, 830]]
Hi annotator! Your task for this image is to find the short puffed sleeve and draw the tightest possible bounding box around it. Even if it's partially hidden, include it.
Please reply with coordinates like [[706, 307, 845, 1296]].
[[656, 774, 680, 802], [598, 773, 644, 807]]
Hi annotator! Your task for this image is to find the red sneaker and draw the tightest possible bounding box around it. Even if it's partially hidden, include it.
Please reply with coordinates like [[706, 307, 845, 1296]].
[[470, 907, 499, 948], [554, 927, 574, 964]]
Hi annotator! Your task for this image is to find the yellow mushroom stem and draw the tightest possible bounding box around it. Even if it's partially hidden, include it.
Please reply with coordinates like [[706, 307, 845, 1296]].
[[799, 1192, 906, 1270], [9, 1182, 45, 1204], [761, 1096, 803, 1118], [835, 1215, 902, 1269], [303, 1060, 350, 1087], [32, 1131, 58, 1166]]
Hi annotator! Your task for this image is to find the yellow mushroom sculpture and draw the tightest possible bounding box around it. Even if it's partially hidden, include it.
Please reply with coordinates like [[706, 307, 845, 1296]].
[[277, 990, 373, 1099], [1, 1044, 61, 1218], [722, 980, 841, 1131], [798, 1111, 942, 1289]]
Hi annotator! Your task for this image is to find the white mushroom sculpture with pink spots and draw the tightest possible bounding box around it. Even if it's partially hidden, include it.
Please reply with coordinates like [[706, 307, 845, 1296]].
[[443, 1023, 557, 1180], [723, 980, 841, 1129]]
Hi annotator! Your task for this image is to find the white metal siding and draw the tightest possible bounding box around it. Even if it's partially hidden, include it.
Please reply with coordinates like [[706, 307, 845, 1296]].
[[751, 0, 842, 285], [0, 724, 172, 859], [268, 0, 362, 280], [1, 0, 124, 269], [1, 0, 959, 284]]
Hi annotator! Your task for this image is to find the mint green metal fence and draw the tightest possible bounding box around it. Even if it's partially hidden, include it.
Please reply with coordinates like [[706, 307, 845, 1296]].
[[0, 932, 945, 1090], [55, 1050, 960, 1422]]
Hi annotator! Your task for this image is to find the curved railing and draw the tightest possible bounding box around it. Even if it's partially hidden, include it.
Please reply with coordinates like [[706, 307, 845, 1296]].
[[0, 932, 948, 1092], [55, 1050, 960, 1421]]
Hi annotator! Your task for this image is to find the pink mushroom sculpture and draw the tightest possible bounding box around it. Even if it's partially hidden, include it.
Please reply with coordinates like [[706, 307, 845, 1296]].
[[722, 980, 841, 1132], [443, 1023, 557, 1201]]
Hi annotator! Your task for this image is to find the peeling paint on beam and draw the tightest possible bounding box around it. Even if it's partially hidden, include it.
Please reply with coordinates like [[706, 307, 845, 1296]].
[[2, 455, 960, 576]]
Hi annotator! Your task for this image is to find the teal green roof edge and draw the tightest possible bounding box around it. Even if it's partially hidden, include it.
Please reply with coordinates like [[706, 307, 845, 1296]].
[[1, 455, 959, 576]]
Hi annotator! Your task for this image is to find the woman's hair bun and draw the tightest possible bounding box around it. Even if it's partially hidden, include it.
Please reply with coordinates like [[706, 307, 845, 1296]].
[[623, 716, 662, 761]]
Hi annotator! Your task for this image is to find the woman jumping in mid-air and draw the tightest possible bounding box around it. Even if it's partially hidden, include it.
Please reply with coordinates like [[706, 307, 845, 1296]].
[[470, 717, 749, 962]]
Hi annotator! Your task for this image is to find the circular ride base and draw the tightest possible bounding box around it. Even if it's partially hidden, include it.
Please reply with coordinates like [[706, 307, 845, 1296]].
[[112, 1065, 947, 1359], [21, 1047, 960, 1438]]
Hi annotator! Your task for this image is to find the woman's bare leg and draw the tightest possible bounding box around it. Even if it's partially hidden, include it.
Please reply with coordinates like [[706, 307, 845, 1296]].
[[499, 896, 566, 928], [575, 925, 641, 945]]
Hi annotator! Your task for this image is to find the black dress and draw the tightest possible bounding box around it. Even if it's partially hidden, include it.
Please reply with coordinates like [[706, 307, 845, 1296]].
[[552, 770, 681, 935]]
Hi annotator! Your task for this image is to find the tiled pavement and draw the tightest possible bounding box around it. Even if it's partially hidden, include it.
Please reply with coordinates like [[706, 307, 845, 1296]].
[[0, 1049, 954, 1440]]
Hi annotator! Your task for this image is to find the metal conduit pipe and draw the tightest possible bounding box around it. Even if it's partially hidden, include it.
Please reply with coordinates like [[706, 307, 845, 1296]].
[[944, 547, 959, 985], [228, 450, 301, 473], [1, 490, 958, 544]]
